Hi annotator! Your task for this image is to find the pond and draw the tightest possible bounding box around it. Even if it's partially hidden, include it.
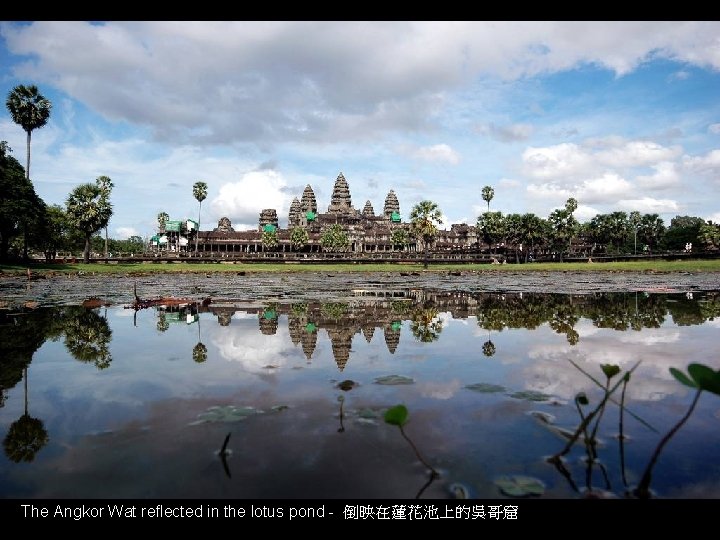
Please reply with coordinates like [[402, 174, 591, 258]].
[[1, 290, 719, 499]]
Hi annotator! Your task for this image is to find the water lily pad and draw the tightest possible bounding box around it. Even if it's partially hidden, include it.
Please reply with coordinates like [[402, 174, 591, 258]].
[[357, 408, 380, 419], [374, 375, 415, 385], [465, 382, 506, 394], [271, 405, 289, 412], [384, 404, 409, 426], [508, 390, 552, 402], [189, 405, 263, 425], [494, 475, 545, 497]]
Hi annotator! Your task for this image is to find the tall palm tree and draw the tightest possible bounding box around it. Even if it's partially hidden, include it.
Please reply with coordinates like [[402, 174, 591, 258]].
[[192, 181, 208, 253], [157, 211, 169, 232], [410, 200, 443, 269], [481, 185, 495, 212], [6, 85, 52, 181], [66, 183, 112, 263], [96, 176, 114, 258], [157, 212, 169, 253]]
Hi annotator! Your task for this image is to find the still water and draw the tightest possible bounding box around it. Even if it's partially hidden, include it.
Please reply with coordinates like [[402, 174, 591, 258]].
[[1, 291, 719, 498]]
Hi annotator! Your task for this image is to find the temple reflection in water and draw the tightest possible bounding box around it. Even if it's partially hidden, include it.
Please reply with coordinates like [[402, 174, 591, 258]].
[[152, 289, 720, 371]]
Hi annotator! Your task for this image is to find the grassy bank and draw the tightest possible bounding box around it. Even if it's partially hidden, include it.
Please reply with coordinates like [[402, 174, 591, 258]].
[[2, 259, 720, 275]]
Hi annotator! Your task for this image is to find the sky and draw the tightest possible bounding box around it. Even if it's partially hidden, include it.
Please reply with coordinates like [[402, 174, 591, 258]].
[[1, 21, 719, 240]]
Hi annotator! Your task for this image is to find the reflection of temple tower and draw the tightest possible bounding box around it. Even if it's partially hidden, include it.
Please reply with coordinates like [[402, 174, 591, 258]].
[[259, 310, 278, 335], [216, 310, 234, 326], [384, 322, 401, 354], [327, 328, 352, 371], [288, 316, 303, 345], [301, 323, 317, 360], [361, 324, 375, 343]]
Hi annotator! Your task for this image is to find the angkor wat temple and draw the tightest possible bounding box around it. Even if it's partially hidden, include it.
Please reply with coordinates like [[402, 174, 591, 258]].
[[193, 172, 481, 255]]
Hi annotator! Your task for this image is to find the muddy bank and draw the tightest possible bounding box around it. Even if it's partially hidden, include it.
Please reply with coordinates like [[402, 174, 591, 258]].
[[1, 270, 719, 308]]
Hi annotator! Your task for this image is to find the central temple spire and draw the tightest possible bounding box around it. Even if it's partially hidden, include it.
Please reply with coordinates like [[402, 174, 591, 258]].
[[327, 172, 354, 214]]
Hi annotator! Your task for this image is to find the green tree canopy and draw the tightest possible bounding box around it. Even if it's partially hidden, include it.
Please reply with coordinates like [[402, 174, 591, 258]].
[[0, 142, 45, 260], [320, 224, 350, 252], [290, 226, 309, 251], [66, 182, 113, 263], [261, 229, 278, 251], [410, 200, 443, 268]]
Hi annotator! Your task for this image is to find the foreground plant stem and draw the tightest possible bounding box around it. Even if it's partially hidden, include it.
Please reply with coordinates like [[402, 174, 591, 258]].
[[399, 425, 439, 479], [635, 389, 703, 498]]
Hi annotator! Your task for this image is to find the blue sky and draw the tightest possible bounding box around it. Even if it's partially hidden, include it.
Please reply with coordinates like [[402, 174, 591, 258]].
[[1, 21, 719, 239]]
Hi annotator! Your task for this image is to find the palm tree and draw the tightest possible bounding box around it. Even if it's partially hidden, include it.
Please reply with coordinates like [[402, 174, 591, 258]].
[[157, 212, 169, 232], [192, 181, 208, 253], [6, 85, 52, 181], [66, 183, 113, 263], [481, 185, 495, 212], [410, 200, 443, 269], [157, 212, 169, 253], [96, 176, 114, 258], [629, 211, 641, 255]]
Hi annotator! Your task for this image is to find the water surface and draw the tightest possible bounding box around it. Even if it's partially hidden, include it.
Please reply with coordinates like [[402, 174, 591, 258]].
[[1, 291, 719, 498]]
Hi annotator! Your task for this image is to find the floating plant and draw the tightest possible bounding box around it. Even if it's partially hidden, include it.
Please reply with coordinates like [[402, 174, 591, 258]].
[[374, 375, 415, 385]]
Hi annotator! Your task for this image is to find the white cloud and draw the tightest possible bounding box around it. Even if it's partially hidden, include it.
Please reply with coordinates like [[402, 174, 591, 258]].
[[211, 170, 291, 229], [617, 197, 680, 213], [212, 320, 296, 373], [593, 140, 681, 168], [575, 204, 601, 221], [402, 143, 460, 165], [417, 379, 462, 400], [683, 149, 720, 173], [115, 227, 138, 239], [478, 122, 534, 142], [706, 212, 720, 223], [526, 183, 573, 204], [578, 173, 633, 204], [523, 139, 682, 182], [636, 161, 680, 190], [707, 123, 720, 134], [4, 21, 720, 146], [522, 143, 591, 180]]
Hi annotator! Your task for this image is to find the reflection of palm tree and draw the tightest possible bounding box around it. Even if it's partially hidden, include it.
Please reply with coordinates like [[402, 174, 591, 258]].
[[157, 311, 169, 332], [193, 314, 207, 363], [64, 308, 113, 369], [3, 368, 48, 463], [410, 304, 443, 343]]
